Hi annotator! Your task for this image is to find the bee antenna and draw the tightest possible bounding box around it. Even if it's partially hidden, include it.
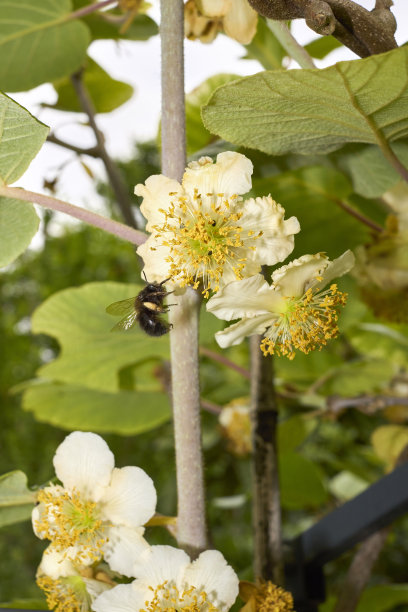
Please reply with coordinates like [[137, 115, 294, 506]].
[[160, 276, 172, 286], [142, 270, 148, 282]]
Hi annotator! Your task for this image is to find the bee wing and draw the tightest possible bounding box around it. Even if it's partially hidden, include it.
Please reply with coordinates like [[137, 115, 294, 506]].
[[110, 311, 139, 332], [106, 296, 136, 316]]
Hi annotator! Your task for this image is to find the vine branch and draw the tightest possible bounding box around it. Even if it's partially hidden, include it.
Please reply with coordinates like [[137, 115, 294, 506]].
[[0, 185, 146, 245], [248, 0, 397, 58]]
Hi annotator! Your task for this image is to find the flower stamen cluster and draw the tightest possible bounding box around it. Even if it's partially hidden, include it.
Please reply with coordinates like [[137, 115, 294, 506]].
[[36, 574, 89, 612], [142, 580, 219, 611], [254, 581, 294, 611], [260, 283, 348, 359], [35, 486, 105, 562]]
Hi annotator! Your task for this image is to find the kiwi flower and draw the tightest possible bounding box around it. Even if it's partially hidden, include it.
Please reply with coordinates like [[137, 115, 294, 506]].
[[184, 0, 258, 45], [32, 432, 156, 575], [136, 152, 300, 297], [36, 546, 113, 612], [92, 545, 239, 612], [207, 251, 355, 359]]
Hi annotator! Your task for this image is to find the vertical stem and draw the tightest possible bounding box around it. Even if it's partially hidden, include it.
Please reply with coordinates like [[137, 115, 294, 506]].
[[160, 0, 207, 557], [266, 20, 316, 69], [250, 336, 284, 584]]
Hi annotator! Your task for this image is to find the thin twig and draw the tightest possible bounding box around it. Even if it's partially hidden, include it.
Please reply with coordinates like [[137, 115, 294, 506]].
[[201, 399, 222, 415], [326, 393, 408, 414], [161, 0, 208, 558], [267, 20, 316, 69], [199, 346, 251, 379], [335, 198, 383, 233], [70, 71, 139, 229], [250, 336, 284, 585], [47, 133, 100, 158], [0, 185, 146, 245], [69, 0, 118, 21]]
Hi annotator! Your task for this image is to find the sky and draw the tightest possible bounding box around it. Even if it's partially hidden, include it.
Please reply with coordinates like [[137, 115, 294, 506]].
[[9, 0, 408, 234]]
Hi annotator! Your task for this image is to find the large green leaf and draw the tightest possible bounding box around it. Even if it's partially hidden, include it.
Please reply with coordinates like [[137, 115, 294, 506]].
[[31, 282, 170, 392], [253, 165, 370, 258], [51, 57, 134, 114], [280, 452, 328, 509], [0, 93, 49, 185], [202, 47, 408, 157], [356, 584, 408, 612], [305, 36, 342, 59], [23, 382, 171, 435], [0, 198, 39, 268], [0, 0, 90, 91], [0, 471, 35, 528], [185, 74, 240, 156]]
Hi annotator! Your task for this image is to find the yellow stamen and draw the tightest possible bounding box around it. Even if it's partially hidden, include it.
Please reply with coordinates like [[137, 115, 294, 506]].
[[35, 487, 106, 563], [152, 190, 261, 295], [140, 581, 219, 611], [260, 284, 347, 359], [254, 581, 294, 611], [37, 574, 90, 612]]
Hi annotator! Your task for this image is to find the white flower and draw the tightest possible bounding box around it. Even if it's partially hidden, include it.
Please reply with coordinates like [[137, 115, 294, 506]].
[[92, 545, 239, 612], [32, 432, 155, 574], [136, 152, 299, 297], [207, 251, 355, 359], [36, 546, 113, 612]]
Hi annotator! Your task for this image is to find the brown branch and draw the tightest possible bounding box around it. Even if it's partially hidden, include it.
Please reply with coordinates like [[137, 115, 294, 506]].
[[248, 0, 397, 57], [199, 346, 251, 379], [69, 0, 118, 20], [334, 198, 383, 233], [250, 336, 283, 585], [326, 393, 408, 415], [70, 71, 138, 229], [47, 133, 100, 158]]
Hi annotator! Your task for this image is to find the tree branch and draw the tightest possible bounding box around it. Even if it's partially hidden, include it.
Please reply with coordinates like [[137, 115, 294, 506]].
[[0, 185, 146, 245], [248, 0, 397, 57], [47, 133, 100, 158], [267, 20, 316, 68], [161, 0, 208, 558], [326, 393, 408, 415], [69, 0, 118, 21], [250, 336, 284, 585], [70, 71, 139, 229]]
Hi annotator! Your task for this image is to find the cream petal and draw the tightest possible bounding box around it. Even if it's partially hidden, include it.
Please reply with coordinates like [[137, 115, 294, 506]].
[[135, 175, 183, 230], [103, 525, 150, 577], [99, 466, 157, 527], [197, 0, 232, 17], [223, 0, 258, 44], [137, 237, 172, 283], [207, 275, 276, 320], [92, 583, 137, 612], [53, 432, 114, 499], [215, 314, 274, 348], [183, 550, 239, 611], [312, 250, 355, 291], [132, 545, 190, 586], [272, 254, 329, 297], [38, 545, 77, 580], [242, 196, 300, 266], [183, 151, 253, 198], [83, 578, 112, 600]]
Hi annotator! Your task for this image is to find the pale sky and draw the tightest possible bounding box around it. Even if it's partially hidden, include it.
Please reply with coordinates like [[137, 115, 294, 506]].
[[9, 0, 408, 235]]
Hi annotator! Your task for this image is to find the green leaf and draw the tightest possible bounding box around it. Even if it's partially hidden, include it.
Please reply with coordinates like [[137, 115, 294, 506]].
[[305, 36, 342, 59], [0, 471, 35, 528], [334, 140, 408, 198], [280, 452, 328, 509], [186, 74, 240, 156], [356, 584, 408, 612], [278, 416, 309, 452], [321, 358, 395, 396], [23, 382, 171, 435], [202, 47, 408, 156], [329, 470, 369, 501], [31, 282, 170, 392], [0, 198, 39, 268], [0, 0, 90, 91], [0, 600, 47, 609], [253, 166, 370, 258], [51, 57, 133, 114], [242, 17, 285, 70], [0, 93, 49, 185]]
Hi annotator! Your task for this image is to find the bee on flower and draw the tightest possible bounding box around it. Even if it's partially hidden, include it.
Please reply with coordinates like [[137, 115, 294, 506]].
[[135, 152, 300, 298], [207, 251, 355, 359]]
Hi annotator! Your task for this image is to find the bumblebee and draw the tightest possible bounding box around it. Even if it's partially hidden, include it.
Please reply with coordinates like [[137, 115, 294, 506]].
[[106, 276, 173, 337]]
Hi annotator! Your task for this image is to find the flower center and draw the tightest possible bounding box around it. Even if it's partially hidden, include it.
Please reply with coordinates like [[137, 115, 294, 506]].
[[254, 581, 294, 612], [260, 284, 347, 359], [35, 487, 106, 563], [37, 574, 90, 612], [152, 190, 260, 297], [141, 581, 220, 611]]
